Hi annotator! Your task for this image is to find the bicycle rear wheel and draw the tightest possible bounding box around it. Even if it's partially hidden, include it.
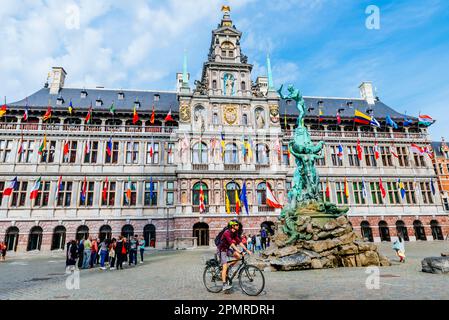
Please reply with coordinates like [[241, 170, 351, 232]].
[[203, 265, 222, 293], [238, 265, 265, 296]]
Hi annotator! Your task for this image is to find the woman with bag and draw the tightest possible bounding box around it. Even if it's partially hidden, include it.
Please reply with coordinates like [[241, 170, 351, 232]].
[[392, 234, 406, 263], [115, 236, 125, 270], [109, 238, 117, 270]]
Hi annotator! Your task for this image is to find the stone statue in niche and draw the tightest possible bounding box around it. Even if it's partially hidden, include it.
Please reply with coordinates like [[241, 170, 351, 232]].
[[224, 74, 235, 96], [194, 107, 206, 133], [255, 108, 266, 129]]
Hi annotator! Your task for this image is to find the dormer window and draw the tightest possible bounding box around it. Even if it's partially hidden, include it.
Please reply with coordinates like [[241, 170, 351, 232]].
[[286, 100, 293, 106], [317, 100, 324, 108], [346, 101, 353, 108], [154, 94, 160, 102], [56, 96, 64, 105], [134, 100, 141, 109], [118, 92, 125, 100], [80, 90, 88, 99], [366, 108, 374, 115], [96, 98, 103, 107]]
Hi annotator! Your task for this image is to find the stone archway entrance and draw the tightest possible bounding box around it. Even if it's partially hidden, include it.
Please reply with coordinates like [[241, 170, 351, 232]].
[[27, 226, 43, 251], [193, 222, 209, 247], [360, 221, 374, 242], [144, 224, 156, 248], [5, 227, 19, 252], [261, 221, 275, 236], [378, 221, 391, 242], [413, 220, 427, 241], [51, 226, 66, 250], [430, 220, 444, 240], [395, 220, 409, 241]]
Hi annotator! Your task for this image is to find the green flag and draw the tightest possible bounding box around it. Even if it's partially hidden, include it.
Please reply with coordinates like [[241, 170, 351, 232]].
[[109, 102, 115, 115]]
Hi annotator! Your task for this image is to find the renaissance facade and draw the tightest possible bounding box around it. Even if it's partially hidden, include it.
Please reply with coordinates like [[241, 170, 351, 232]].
[[1, 9, 447, 252]]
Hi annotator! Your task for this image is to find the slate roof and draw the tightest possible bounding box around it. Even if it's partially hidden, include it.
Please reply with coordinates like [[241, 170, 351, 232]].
[[431, 141, 446, 158], [9, 87, 413, 121]]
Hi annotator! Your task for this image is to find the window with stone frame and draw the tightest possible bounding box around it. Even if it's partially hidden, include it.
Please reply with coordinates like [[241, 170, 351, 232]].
[[102, 181, 116, 207], [18, 140, 35, 163], [79, 181, 95, 207], [404, 182, 417, 205], [330, 145, 343, 167], [105, 141, 119, 164], [192, 142, 208, 164], [40, 141, 56, 164], [353, 181, 366, 205], [125, 142, 139, 164], [146, 142, 160, 164], [166, 181, 175, 206], [364, 146, 377, 167], [443, 198, 449, 211], [315, 148, 326, 166], [144, 181, 158, 206], [0, 181, 4, 206], [335, 182, 348, 205], [282, 144, 290, 166], [167, 142, 174, 164], [420, 182, 434, 204], [63, 141, 78, 163], [225, 143, 239, 164], [386, 182, 400, 205], [0, 140, 12, 163], [123, 181, 137, 206], [83, 141, 98, 164], [192, 182, 208, 207], [318, 181, 328, 203], [380, 146, 393, 167], [396, 146, 410, 167], [34, 181, 51, 207], [57, 181, 72, 207], [413, 153, 426, 168], [347, 146, 360, 167], [370, 182, 384, 205], [255, 143, 269, 165], [10, 181, 27, 207]]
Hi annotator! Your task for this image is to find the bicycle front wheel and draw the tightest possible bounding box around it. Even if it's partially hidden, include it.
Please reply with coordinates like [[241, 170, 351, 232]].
[[203, 265, 223, 293], [238, 265, 265, 296]]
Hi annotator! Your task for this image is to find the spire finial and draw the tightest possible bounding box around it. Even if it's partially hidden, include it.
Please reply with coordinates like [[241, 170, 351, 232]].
[[267, 54, 275, 91], [182, 50, 188, 86]]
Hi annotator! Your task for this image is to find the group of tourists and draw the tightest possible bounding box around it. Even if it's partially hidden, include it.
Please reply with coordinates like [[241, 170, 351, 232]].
[[245, 227, 272, 253], [66, 234, 146, 270]]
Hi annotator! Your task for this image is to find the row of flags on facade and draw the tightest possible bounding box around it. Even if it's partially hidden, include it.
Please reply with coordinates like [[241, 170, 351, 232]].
[[352, 109, 435, 128]]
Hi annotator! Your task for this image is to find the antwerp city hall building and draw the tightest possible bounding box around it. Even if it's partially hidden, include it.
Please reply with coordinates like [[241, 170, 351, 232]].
[[1, 10, 448, 252]]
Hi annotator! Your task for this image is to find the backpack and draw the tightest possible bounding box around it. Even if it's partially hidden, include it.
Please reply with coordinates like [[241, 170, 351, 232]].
[[214, 227, 229, 246]]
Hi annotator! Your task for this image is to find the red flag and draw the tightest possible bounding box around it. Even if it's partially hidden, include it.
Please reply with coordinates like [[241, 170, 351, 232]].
[[0, 104, 7, 118], [102, 178, 109, 202], [85, 105, 92, 123], [150, 105, 155, 124], [356, 140, 363, 161], [390, 146, 399, 158], [325, 180, 330, 199], [133, 106, 139, 124], [199, 184, 206, 214], [42, 106, 52, 122], [63, 141, 70, 159], [374, 142, 380, 160], [336, 111, 341, 125], [266, 184, 283, 209], [165, 109, 174, 122], [379, 178, 386, 198]]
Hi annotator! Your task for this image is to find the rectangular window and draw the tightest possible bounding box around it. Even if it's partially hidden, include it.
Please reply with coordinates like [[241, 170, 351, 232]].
[[18, 140, 35, 163], [40, 141, 56, 163], [167, 143, 174, 164], [282, 145, 290, 166], [380, 146, 393, 167], [438, 163, 444, 174], [146, 142, 159, 164], [420, 182, 434, 204], [370, 182, 384, 205], [63, 141, 78, 163], [443, 198, 449, 211], [414, 154, 426, 167], [11, 181, 28, 207], [34, 181, 51, 207], [126, 142, 139, 164], [0, 140, 12, 163], [318, 182, 327, 202], [105, 141, 119, 164], [144, 181, 158, 206], [353, 182, 366, 205], [396, 147, 409, 167], [57, 181, 73, 207], [364, 146, 377, 167], [79, 181, 95, 207], [335, 182, 348, 205], [347, 146, 360, 167], [404, 182, 417, 205], [83, 141, 98, 164], [330, 146, 343, 167], [123, 181, 137, 206], [386, 182, 400, 204], [166, 181, 175, 205], [315, 149, 326, 166], [101, 181, 116, 207]]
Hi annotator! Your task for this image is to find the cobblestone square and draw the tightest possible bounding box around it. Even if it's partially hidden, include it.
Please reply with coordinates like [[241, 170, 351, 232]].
[[1, 242, 449, 300]]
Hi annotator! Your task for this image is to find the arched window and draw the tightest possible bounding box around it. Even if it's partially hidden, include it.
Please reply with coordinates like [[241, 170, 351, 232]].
[[241, 81, 246, 91], [257, 182, 268, 205], [430, 220, 444, 240], [212, 80, 217, 90], [192, 142, 208, 164], [242, 114, 248, 126], [213, 113, 219, 125], [121, 224, 134, 240], [413, 220, 427, 241], [5, 226, 19, 251], [99, 225, 112, 242], [143, 224, 156, 248], [225, 143, 238, 164], [193, 222, 209, 246], [395, 220, 409, 241], [226, 182, 240, 206], [360, 221, 374, 242], [27, 226, 43, 251], [76, 225, 89, 241], [256, 144, 269, 164], [192, 182, 209, 206], [51, 226, 66, 250], [378, 221, 391, 242]]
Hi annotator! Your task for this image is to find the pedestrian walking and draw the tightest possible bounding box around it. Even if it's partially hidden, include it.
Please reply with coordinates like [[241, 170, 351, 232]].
[[66, 240, 78, 270], [261, 227, 268, 250], [98, 239, 109, 270], [138, 236, 146, 263], [90, 237, 98, 268], [246, 234, 253, 252], [129, 235, 138, 266], [82, 237, 92, 269], [96, 238, 101, 265], [115, 236, 125, 270], [77, 239, 84, 269], [393, 234, 406, 263], [255, 234, 262, 252], [0, 241, 7, 262], [109, 238, 117, 270]]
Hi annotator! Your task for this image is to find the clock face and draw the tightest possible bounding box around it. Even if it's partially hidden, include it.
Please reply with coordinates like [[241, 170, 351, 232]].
[[223, 104, 238, 125]]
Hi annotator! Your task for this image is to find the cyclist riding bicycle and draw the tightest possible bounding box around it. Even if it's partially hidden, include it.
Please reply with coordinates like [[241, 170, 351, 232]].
[[217, 219, 251, 291]]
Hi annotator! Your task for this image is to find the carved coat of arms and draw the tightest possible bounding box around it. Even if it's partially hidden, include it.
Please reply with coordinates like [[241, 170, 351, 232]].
[[223, 104, 238, 125], [179, 103, 191, 123], [269, 105, 280, 124]]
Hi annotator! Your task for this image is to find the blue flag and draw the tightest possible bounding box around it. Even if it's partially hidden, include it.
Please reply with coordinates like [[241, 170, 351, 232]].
[[150, 177, 154, 202], [386, 115, 399, 129], [240, 181, 249, 215], [403, 117, 414, 127], [430, 178, 436, 196]]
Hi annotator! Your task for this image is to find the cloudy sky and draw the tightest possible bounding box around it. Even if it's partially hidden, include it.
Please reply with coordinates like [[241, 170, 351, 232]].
[[1, 0, 448, 139]]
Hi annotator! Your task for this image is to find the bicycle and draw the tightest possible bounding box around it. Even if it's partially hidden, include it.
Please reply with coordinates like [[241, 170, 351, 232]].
[[203, 251, 265, 296]]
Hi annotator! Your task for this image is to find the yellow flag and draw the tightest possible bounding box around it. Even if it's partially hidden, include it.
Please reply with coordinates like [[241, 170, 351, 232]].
[[225, 186, 231, 214]]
